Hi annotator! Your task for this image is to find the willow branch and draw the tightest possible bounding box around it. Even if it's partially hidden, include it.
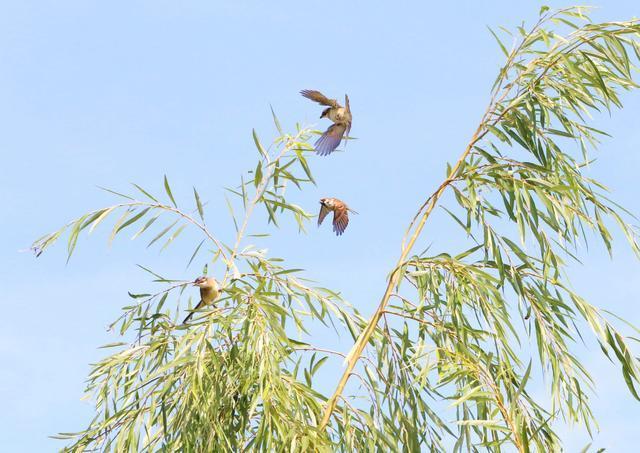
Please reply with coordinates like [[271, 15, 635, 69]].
[[317, 19, 541, 430], [223, 129, 309, 283], [318, 116, 488, 431]]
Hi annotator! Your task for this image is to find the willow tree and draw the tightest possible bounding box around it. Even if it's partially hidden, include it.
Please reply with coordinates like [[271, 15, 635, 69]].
[[35, 7, 640, 452]]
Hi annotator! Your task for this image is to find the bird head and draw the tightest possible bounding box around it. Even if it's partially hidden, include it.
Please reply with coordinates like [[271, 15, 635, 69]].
[[193, 276, 215, 288], [320, 198, 333, 208]]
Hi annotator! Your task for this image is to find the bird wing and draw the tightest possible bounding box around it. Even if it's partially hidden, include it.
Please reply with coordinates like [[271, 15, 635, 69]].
[[314, 123, 346, 156], [343, 94, 352, 148], [200, 286, 218, 305], [332, 204, 350, 236], [300, 89, 339, 107], [318, 203, 331, 226], [183, 285, 218, 324]]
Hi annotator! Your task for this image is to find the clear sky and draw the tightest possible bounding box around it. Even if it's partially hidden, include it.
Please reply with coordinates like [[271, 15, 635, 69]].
[[1, 1, 639, 451]]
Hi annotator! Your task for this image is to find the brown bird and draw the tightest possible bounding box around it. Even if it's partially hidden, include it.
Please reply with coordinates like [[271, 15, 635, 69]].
[[183, 276, 221, 324], [318, 198, 357, 236], [300, 89, 352, 156]]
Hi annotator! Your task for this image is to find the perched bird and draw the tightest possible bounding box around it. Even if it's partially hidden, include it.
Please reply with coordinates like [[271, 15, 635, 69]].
[[300, 89, 352, 156], [183, 276, 221, 324], [318, 198, 357, 236]]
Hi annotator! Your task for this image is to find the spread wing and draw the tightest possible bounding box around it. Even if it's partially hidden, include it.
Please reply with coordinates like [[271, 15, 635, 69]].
[[318, 204, 331, 226], [300, 89, 338, 107], [344, 94, 352, 147], [315, 123, 346, 156], [332, 205, 350, 236]]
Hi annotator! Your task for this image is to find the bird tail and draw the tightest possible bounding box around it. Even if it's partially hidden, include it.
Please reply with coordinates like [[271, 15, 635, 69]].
[[182, 300, 204, 324], [182, 311, 195, 324]]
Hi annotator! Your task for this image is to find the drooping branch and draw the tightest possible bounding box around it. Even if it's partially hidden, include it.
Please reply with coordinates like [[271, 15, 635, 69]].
[[318, 10, 640, 450]]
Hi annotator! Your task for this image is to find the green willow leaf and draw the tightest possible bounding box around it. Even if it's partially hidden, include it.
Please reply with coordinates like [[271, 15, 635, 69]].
[[163, 175, 178, 208], [193, 187, 205, 221]]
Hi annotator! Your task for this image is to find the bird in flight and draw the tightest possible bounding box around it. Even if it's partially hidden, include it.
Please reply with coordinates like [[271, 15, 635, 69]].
[[300, 89, 352, 156], [183, 276, 221, 324], [318, 197, 357, 236]]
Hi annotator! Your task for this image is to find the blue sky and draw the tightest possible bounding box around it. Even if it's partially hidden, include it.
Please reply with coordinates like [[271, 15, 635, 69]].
[[1, 1, 639, 451]]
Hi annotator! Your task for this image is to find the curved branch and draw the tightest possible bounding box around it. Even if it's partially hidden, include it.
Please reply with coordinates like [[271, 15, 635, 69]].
[[317, 11, 609, 433]]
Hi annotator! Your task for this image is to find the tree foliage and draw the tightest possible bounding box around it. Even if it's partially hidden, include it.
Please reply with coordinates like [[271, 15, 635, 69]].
[[35, 7, 640, 452]]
